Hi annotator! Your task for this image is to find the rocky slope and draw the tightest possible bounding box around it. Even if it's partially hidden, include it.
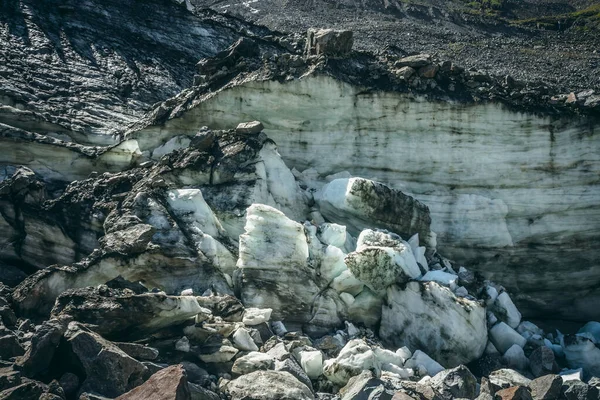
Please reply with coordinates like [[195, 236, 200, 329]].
[[1, 0, 600, 399]]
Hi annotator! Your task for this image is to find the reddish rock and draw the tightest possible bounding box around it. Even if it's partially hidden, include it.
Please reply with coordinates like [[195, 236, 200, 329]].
[[495, 386, 532, 400], [116, 365, 190, 400], [419, 64, 439, 78]]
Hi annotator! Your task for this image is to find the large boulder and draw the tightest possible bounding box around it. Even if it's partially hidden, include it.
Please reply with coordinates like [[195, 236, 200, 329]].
[[429, 365, 477, 400], [562, 334, 600, 378], [51, 286, 207, 340], [305, 28, 353, 58], [380, 281, 487, 367], [116, 365, 190, 400], [316, 178, 434, 248], [226, 370, 314, 400], [15, 318, 67, 378], [64, 324, 147, 397]]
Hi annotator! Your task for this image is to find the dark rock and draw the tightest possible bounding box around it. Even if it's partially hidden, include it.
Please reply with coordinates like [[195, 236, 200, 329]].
[[528, 374, 561, 400], [58, 372, 79, 397], [188, 382, 220, 400], [0, 380, 46, 400], [0, 368, 21, 392], [116, 364, 190, 400], [98, 224, 155, 255], [430, 365, 477, 400], [106, 276, 148, 294], [305, 28, 353, 58], [0, 335, 24, 360], [51, 286, 206, 340], [274, 358, 313, 392], [47, 379, 65, 399], [528, 347, 557, 378], [0, 307, 17, 328], [196, 37, 259, 77], [179, 361, 210, 386], [15, 318, 67, 378], [561, 380, 599, 400], [64, 323, 147, 397], [115, 343, 159, 361], [495, 386, 533, 400], [419, 65, 439, 79], [339, 370, 392, 400]]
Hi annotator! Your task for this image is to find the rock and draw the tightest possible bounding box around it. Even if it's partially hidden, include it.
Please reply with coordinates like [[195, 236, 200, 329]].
[[232, 328, 259, 351], [561, 380, 599, 400], [64, 324, 147, 397], [495, 386, 533, 400], [231, 352, 274, 375], [0, 368, 21, 392], [395, 54, 432, 68], [503, 345, 528, 371], [395, 66, 416, 81], [274, 358, 313, 392], [528, 374, 562, 400], [235, 121, 264, 135], [429, 365, 477, 400], [489, 323, 527, 354], [188, 382, 219, 400], [419, 64, 439, 79], [339, 370, 391, 400], [493, 292, 522, 329], [51, 286, 205, 340], [179, 362, 209, 386], [98, 224, 155, 254], [197, 344, 238, 363], [227, 370, 314, 400], [316, 178, 434, 247], [562, 334, 600, 377], [0, 334, 24, 359], [380, 281, 487, 367], [489, 369, 531, 391], [15, 318, 67, 378], [528, 347, 557, 378], [58, 372, 79, 397], [0, 381, 46, 400], [305, 28, 353, 58], [115, 343, 159, 361], [116, 364, 191, 400], [242, 308, 273, 326]]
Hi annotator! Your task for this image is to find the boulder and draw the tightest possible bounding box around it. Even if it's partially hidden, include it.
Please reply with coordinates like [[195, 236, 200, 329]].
[[64, 324, 147, 397], [380, 281, 487, 367], [429, 365, 477, 400], [489, 369, 531, 391], [503, 345, 528, 371], [0, 334, 24, 359], [231, 352, 274, 375], [232, 328, 259, 351], [561, 380, 599, 400], [15, 318, 67, 378], [339, 370, 391, 400], [236, 121, 264, 134], [528, 347, 557, 378], [495, 386, 533, 400], [51, 286, 206, 340], [395, 54, 432, 68], [116, 364, 190, 400], [323, 339, 379, 386], [0, 381, 46, 400], [305, 28, 353, 58], [528, 374, 562, 400], [274, 358, 313, 392], [493, 292, 522, 329], [115, 343, 159, 361], [227, 370, 314, 400]]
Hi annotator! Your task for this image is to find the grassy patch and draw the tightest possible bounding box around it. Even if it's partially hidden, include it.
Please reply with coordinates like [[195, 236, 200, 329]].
[[512, 3, 600, 31]]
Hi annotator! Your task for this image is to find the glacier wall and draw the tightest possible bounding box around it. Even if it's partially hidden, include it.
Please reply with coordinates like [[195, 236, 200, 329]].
[[133, 75, 600, 321]]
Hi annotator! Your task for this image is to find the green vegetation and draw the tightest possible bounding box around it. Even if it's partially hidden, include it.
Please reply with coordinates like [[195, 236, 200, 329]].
[[512, 3, 600, 31]]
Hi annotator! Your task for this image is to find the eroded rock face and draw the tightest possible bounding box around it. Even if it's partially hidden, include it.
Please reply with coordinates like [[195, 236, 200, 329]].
[[380, 281, 487, 367]]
